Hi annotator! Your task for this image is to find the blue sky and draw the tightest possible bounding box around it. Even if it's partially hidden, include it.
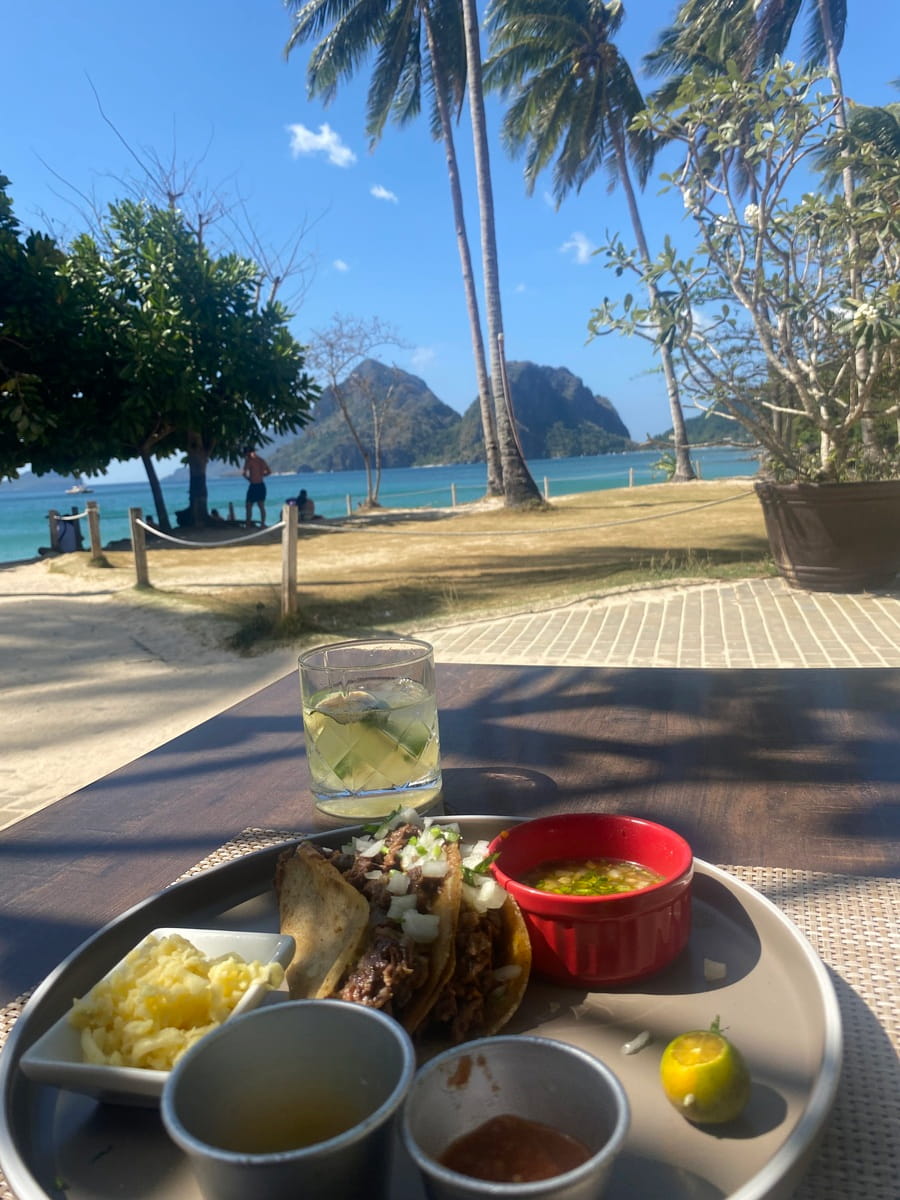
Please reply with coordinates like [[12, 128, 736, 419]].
[[6, 1, 899, 483]]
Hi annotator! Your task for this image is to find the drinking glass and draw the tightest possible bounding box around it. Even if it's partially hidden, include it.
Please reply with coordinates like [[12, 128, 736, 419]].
[[298, 637, 442, 819]]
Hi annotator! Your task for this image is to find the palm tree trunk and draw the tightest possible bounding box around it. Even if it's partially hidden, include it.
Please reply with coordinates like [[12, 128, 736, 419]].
[[613, 127, 696, 481], [424, 16, 503, 495], [460, 0, 542, 506]]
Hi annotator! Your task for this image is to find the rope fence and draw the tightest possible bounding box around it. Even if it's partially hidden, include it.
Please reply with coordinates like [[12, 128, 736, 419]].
[[128, 505, 299, 617], [44, 488, 756, 621]]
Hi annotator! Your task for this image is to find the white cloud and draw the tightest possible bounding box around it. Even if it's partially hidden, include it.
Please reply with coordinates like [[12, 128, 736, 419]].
[[371, 183, 399, 204], [515, 282, 527, 293], [286, 123, 356, 167], [333, 259, 350, 273], [410, 346, 435, 369], [560, 232, 596, 265]]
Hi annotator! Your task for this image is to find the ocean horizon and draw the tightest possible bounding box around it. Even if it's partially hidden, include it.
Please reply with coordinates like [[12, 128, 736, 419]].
[[0, 447, 759, 566]]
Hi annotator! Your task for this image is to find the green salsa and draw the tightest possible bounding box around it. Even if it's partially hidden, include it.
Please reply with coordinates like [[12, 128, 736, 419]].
[[523, 857, 663, 896]]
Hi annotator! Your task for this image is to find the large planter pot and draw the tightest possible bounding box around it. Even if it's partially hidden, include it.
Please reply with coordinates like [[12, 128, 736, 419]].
[[754, 479, 900, 593]]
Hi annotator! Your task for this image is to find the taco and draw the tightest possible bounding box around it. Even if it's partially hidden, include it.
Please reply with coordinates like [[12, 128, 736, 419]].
[[421, 839, 532, 1045], [276, 816, 461, 1033]]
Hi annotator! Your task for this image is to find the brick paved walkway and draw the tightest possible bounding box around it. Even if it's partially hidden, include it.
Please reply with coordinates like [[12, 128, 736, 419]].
[[418, 577, 900, 669]]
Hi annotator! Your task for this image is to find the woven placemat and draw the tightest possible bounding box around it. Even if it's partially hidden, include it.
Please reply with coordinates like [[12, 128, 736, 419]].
[[1, 829, 897, 1200]]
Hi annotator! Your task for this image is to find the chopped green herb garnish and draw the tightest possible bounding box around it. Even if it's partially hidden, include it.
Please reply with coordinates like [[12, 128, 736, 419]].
[[462, 852, 499, 887]]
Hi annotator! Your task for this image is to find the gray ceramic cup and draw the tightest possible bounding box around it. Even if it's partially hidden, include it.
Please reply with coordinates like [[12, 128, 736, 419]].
[[161, 999, 415, 1200], [401, 1035, 630, 1200]]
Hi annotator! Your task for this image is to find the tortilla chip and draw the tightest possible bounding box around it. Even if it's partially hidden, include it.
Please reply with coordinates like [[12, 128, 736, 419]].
[[276, 844, 369, 999]]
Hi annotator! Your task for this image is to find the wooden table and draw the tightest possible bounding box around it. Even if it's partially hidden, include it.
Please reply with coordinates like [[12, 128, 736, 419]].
[[1, 662, 898, 1200], [1, 663, 897, 1008]]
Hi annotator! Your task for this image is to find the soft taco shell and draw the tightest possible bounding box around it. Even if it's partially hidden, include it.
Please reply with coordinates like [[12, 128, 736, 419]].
[[275, 842, 369, 999], [479, 894, 531, 1036]]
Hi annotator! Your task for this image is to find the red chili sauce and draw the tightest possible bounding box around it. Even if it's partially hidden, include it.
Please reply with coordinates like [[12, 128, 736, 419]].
[[439, 1113, 591, 1182]]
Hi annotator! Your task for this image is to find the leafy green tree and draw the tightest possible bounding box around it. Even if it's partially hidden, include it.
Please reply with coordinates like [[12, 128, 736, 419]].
[[591, 63, 900, 481], [484, 0, 695, 481], [0, 174, 119, 479], [64, 201, 317, 528], [284, 0, 505, 496]]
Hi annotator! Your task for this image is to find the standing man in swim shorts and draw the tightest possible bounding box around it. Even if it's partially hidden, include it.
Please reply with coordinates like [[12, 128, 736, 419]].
[[243, 447, 272, 527]]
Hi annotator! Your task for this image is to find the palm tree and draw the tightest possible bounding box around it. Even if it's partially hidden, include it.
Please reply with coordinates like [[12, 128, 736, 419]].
[[485, 0, 696, 481], [815, 91, 900, 188], [460, 0, 543, 504], [644, 0, 758, 102], [283, 0, 506, 497]]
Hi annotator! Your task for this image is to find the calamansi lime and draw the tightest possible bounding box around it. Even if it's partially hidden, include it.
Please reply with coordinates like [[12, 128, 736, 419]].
[[660, 1018, 751, 1124]]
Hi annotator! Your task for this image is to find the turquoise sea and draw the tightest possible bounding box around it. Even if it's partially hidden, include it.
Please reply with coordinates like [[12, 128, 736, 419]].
[[0, 447, 759, 566]]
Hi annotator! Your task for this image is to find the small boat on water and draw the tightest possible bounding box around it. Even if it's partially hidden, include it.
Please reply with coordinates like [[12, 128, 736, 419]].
[[65, 479, 92, 494]]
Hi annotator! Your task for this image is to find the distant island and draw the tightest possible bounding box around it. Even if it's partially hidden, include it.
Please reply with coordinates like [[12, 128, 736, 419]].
[[3, 358, 750, 492], [265, 359, 636, 475]]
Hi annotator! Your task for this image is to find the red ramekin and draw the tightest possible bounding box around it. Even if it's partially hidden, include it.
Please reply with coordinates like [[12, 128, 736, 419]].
[[488, 812, 693, 988]]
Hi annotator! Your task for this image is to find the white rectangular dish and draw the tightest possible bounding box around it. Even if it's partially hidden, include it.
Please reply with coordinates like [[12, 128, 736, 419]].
[[18, 927, 295, 1105]]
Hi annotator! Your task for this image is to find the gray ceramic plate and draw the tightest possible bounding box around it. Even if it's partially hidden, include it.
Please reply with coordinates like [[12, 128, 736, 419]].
[[0, 817, 842, 1200]]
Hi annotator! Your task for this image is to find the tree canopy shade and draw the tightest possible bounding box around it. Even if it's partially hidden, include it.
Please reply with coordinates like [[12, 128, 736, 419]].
[[3, 187, 318, 528]]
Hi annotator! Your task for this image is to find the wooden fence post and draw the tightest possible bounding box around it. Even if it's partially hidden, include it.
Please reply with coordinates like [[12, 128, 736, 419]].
[[281, 503, 298, 617], [48, 509, 60, 552], [451, 483, 457, 508], [346, 494, 353, 515], [86, 500, 103, 560], [543, 476, 550, 500], [129, 507, 150, 588], [629, 467, 635, 488]]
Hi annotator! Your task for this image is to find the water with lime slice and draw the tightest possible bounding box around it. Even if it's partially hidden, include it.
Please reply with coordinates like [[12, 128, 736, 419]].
[[302, 678, 442, 818]]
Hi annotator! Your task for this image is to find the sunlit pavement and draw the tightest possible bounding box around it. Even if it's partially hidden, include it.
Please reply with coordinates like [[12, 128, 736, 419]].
[[417, 577, 900, 669]]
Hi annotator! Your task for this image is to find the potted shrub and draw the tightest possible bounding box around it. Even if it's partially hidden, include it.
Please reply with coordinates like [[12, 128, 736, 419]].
[[592, 61, 900, 592]]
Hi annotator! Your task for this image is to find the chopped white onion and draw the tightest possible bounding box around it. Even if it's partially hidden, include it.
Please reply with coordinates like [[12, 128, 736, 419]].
[[402, 910, 440, 943], [387, 894, 418, 920], [621, 1030, 651, 1056], [461, 840, 491, 869], [704, 958, 728, 982], [493, 965, 522, 982], [364, 869, 383, 881], [387, 871, 410, 895], [462, 878, 508, 913], [354, 836, 385, 858], [421, 859, 450, 878], [477, 879, 508, 910]]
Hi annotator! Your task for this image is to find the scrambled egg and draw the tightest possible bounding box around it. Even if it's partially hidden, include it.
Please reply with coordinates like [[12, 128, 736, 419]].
[[68, 933, 284, 1070]]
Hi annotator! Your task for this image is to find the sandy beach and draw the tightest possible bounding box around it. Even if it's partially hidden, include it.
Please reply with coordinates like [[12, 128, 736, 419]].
[[1, 556, 300, 830]]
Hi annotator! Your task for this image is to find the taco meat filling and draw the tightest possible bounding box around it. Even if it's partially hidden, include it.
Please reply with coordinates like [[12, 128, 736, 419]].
[[338, 925, 426, 1011], [429, 905, 505, 1043], [319, 823, 444, 1015]]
